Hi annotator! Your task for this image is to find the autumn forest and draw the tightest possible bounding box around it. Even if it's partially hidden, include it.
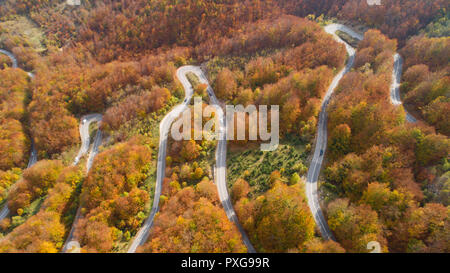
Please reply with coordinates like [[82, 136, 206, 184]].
[[0, 0, 448, 254]]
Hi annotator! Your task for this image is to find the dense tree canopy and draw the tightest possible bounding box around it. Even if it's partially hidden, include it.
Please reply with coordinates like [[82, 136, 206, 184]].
[[0, 166, 83, 253], [0, 0, 447, 253], [74, 138, 152, 252], [324, 27, 450, 253], [233, 178, 317, 253], [0, 69, 31, 170], [7, 160, 64, 215], [400, 36, 449, 135], [327, 198, 387, 253], [139, 180, 247, 253]]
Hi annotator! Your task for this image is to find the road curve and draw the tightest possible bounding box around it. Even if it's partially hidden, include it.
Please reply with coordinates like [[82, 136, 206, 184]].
[[390, 53, 417, 123], [127, 66, 195, 253], [0, 49, 36, 221], [72, 114, 103, 166], [62, 114, 103, 252], [0, 49, 18, 68], [305, 23, 360, 241], [190, 66, 256, 253]]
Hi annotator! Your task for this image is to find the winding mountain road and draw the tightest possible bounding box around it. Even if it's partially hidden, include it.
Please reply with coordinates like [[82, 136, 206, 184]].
[[0, 50, 104, 232], [128, 66, 255, 253], [305, 24, 359, 241], [1, 22, 419, 252], [72, 114, 103, 166], [0, 49, 102, 248], [127, 66, 195, 253], [192, 67, 256, 253], [306, 24, 417, 241], [62, 114, 103, 252]]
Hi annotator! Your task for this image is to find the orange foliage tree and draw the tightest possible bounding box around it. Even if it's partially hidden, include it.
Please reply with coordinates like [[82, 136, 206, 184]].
[[74, 138, 152, 252], [139, 180, 247, 253]]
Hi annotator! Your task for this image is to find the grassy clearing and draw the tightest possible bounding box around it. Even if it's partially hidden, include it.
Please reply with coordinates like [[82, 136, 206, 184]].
[[0, 16, 46, 53], [227, 134, 310, 196]]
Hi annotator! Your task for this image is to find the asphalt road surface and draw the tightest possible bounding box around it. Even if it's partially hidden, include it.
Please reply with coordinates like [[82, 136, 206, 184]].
[[0, 49, 18, 68], [72, 114, 103, 166], [0, 24, 418, 251], [390, 53, 417, 123], [127, 66, 195, 253], [192, 66, 256, 253], [305, 23, 360, 241], [306, 24, 417, 241], [128, 66, 256, 253], [62, 114, 103, 252]]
